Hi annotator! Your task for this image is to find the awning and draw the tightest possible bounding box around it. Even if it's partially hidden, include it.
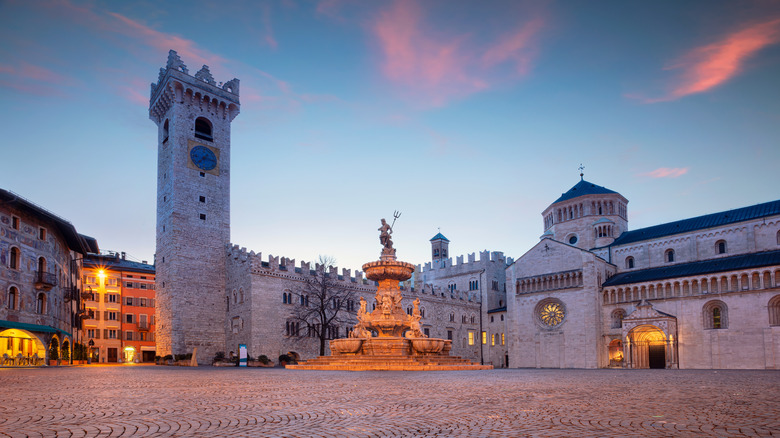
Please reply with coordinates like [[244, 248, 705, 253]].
[[0, 320, 72, 338]]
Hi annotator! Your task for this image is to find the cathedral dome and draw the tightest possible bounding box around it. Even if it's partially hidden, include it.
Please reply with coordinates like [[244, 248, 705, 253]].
[[552, 179, 619, 204]]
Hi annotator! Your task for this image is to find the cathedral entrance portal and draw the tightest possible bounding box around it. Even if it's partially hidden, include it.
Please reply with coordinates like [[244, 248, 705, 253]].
[[627, 325, 668, 369]]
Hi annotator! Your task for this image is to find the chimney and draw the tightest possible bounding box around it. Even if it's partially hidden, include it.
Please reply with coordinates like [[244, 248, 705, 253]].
[[121, 252, 126, 260]]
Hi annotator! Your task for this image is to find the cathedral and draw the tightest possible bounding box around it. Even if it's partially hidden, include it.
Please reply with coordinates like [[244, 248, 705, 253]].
[[149, 51, 780, 369]]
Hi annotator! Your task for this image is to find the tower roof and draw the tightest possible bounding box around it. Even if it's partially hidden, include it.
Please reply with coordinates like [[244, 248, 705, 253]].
[[430, 232, 450, 242], [553, 179, 619, 204]]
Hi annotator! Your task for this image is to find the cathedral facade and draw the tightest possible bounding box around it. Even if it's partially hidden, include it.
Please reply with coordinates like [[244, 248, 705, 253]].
[[507, 179, 780, 369]]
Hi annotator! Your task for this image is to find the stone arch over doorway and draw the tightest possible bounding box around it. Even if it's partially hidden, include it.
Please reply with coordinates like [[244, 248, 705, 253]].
[[620, 300, 678, 369], [627, 325, 668, 369]]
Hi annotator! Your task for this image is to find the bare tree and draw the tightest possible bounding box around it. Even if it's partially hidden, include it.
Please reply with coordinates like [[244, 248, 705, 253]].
[[288, 255, 358, 356]]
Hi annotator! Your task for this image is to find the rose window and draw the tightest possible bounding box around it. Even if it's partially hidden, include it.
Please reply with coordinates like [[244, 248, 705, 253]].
[[536, 299, 566, 328]]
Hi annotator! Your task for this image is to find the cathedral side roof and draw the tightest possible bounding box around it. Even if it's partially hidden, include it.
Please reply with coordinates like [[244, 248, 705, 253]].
[[603, 249, 780, 287], [611, 199, 780, 247], [552, 179, 619, 204]]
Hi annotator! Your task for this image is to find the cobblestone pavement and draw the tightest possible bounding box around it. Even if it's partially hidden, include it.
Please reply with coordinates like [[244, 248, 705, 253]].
[[0, 366, 778, 437]]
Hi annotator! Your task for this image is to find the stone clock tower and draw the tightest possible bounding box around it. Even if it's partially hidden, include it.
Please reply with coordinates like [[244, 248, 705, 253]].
[[149, 50, 240, 363]]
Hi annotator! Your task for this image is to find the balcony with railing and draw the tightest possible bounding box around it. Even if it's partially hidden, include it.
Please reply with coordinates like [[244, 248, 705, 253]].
[[34, 271, 57, 291], [137, 321, 150, 331]]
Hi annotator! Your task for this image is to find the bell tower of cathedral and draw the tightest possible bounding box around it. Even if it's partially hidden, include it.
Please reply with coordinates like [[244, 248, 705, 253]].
[[540, 176, 628, 250], [150, 50, 240, 363]]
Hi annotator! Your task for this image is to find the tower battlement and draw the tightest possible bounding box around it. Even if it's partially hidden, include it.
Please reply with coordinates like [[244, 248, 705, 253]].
[[226, 243, 372, 284], [149, 50, 240, 124], [419, 250, 513, 274]]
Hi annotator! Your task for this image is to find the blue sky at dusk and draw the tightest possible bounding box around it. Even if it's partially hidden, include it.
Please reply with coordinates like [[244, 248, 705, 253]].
[[1, 0, 779, 270]]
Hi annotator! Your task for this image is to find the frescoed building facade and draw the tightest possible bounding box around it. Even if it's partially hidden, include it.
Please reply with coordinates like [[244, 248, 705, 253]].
[[0, 189, 96, 366]]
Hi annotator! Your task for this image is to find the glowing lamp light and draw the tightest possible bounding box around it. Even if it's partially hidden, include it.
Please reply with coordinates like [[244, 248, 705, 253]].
[[97, 269, 106, 279]]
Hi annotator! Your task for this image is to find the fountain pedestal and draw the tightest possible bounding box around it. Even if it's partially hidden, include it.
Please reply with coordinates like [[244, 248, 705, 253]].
[[288, 249, 491, 371]]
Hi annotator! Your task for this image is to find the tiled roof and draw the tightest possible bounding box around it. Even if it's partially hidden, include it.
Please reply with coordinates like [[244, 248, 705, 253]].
[[553, 179, 619, 204], [612, 199, 780, 246], [602, 250, 780, 287], [84, 254, 155, 273], [430, 233, 450, 242]]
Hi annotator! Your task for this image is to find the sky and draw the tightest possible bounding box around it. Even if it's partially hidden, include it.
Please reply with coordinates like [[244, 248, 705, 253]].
[[1, 0, 779, 271]]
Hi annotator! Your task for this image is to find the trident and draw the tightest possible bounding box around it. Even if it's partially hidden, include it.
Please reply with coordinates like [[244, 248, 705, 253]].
[[390, 210, 401, 229]]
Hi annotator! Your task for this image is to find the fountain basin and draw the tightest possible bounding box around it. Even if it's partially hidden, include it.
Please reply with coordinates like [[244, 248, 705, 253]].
[[330, 338, 364, 355], [411, 338, 445, 354], [362, 260, 415, 282]]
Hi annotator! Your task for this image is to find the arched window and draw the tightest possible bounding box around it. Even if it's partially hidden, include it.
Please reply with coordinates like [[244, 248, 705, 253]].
[[194, 117, 213, 141], [239, 288, 244, 303], [625, 257, 634, 269], [420, 307, 425, 318], [611, 309, 626, 328], [449, 312, 455, 322], [8, 286, 18, 310], [470, 314, 476, 324], [406, 306, 412, 315], [769, 295, 780, 326], [232, 290, 237, 304], [703, 300, 728, 329], [36, 293, 47, 314], [9, 247, 20, 270], [777, 230, 780, 245], [716, 240, 727, 254], [665, 249, 675, 263]]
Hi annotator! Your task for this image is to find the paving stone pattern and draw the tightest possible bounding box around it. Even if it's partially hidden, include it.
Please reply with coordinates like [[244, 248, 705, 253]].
[[0, 367, 778, 437]]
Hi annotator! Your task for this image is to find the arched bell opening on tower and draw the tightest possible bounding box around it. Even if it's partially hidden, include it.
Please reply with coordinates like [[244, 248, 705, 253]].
[[194, 117, 213, 141]]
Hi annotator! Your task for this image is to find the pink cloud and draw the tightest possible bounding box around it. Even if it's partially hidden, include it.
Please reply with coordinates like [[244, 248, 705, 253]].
[[640, 167, 689, 178], [107, 12, 226, 73], [261, 3, 278, 50], [630, 18, 780, 103], [372, 0, 544, 106], [0, 62, 74, 96]]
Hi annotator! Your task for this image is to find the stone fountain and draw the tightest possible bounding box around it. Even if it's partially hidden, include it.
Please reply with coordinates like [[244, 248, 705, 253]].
[[288, 218, 492, 371]]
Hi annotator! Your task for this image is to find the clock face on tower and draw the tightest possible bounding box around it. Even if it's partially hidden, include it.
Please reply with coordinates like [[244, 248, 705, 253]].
[[190, 145, 217, 171]]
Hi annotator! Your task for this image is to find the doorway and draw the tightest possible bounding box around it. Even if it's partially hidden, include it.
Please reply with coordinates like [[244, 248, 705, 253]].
[[648, 344, 665, 369], [107, 348, 118, 362], [627, 325, 667, 369]]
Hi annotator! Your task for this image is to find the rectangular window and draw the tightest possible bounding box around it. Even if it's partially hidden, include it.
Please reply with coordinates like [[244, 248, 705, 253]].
[[87, 329, 95, 338], [140, 332, 147, 341], [11, 216, 19, 230], [126, 331, 133, 341], [501, 333, 505, 345], [199, 213, 206, 220], [424, 328, 430, 337], [140, 298, 147, 307], [199, 196, 205, 203], [106, 278, 118, 287], [126, 282, 133, 288], [447, 330, 453, 340], [126, 297, 133, 306], [482, 331, 487, 345], [491, 334, 496, 346], [468, 332, 475, 346], [108, 294, 118, 303], [108, 330, 117, 339], [199, 172, 205, 177], [108, 311, 117, 321], [38, 227, 46, 240], [140, 283, 147, 289], [125, 314, 134, 323]]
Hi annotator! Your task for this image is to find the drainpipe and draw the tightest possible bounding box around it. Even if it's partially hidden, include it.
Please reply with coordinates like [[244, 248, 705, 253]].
[[478, 269, 485, 365]]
